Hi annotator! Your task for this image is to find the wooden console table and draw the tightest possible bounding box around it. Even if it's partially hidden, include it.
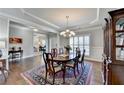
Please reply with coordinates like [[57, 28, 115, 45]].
[[8, 50, 23, 60]]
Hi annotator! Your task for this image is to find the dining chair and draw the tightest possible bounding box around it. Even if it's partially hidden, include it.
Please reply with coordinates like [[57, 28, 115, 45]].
[[51, 48, 58, 57], [76, 47, 81, 58], [43, 53, 64, 84], [76, 48, 81, 73], [65, 55, 80, 78], [78, 49, 85, 70]]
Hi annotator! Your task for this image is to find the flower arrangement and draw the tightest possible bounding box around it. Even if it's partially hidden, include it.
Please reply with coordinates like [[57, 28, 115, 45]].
[[64, 45, 72, 52]]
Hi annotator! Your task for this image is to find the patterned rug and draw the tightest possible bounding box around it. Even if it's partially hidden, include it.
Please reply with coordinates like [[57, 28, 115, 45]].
[[21, 63, 92, 85], [0, 71, 8, 84]]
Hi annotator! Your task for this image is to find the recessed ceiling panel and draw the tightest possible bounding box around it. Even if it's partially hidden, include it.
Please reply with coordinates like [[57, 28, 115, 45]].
[[24, 8, 97, 28]]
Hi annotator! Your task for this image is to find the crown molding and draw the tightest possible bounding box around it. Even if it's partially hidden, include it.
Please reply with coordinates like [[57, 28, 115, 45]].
[[90, 8, 100, 24], [9, 23, 52, 35], [75, 24, 103, 33], [21, 9, 60, 29], [0, 12, 58, 33]]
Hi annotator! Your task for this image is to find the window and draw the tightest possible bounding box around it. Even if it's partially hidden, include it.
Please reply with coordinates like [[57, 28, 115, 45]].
[[74, 37, 78, 54], [84, 36, 90, 56], [69, 35, 90, 56], [69, 37, 73, 54]]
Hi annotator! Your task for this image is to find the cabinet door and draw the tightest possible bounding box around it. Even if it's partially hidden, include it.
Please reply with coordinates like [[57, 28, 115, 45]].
[[115, 18, 124, 61]]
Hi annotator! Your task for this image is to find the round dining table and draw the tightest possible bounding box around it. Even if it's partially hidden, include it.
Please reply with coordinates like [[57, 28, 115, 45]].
[[50, 54, 76, 84]]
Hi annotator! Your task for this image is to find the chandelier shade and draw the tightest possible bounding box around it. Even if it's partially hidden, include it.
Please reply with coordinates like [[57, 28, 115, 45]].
[[60, 16, 75, 37]]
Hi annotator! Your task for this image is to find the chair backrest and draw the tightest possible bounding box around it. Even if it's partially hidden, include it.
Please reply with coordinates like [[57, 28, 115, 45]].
[[43, 52, 55, 72], [76, 47, 81, 58], [43, 52, 48, 65], [72, 50, 81, 66], [73, 55, 80, 67], [51, 48, 58, 57], [81, 49, 85, 62]]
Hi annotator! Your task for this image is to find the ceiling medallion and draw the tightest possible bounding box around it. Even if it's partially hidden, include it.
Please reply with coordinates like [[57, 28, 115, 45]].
[[60, 16, 75, 37]]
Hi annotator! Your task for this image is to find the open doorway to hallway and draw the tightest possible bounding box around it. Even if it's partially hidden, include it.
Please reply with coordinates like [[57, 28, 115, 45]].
[[33, 33, 47, 56]]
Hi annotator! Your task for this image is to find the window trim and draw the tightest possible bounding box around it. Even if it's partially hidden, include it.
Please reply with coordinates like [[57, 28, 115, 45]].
[[69, 34, 90, 56]]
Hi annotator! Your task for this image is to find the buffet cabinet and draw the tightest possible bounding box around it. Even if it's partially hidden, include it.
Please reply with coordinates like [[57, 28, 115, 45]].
[[104, 8, 124, 84]]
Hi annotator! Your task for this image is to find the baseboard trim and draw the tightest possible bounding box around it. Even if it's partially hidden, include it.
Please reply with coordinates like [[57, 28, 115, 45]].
[[22, 54, 34, 59], [9, 54, 37, 61], [84, 57, 102, 62], [22, 54, 42, 59]]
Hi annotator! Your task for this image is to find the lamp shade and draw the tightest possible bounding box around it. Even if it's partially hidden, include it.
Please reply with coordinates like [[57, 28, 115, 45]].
[[0, 41, 5, 49]]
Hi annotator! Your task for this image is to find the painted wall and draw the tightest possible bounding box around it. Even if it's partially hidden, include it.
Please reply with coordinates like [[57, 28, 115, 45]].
[[49, 35, 57, 52], [9, 26, 34, 58], [48, 34, 69, 52], [77, 26, 104, 62], [60, 36, 69, 48]]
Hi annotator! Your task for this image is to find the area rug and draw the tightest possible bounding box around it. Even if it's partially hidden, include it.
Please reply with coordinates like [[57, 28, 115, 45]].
[[21, 63, 92, 85], [0, 71, 8, 84]]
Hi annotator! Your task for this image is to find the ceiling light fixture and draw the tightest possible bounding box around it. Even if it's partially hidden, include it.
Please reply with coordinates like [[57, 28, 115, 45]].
[[33, 28, 38, 32], [60, 16, 75, 37], [30, 26, 35, 29]]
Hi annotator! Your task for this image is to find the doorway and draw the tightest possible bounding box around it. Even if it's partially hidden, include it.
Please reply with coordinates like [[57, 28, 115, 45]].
[[33, 33, 47, 56]]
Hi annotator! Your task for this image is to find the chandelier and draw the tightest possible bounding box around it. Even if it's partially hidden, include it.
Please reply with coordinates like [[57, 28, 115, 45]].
[[60, 16, 75, 37]]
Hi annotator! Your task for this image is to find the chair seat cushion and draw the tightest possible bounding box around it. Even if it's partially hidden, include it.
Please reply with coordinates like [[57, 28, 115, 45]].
[[66, 60, 75, 67], [66, 63, 74, 67], [54, 66, 62, 72], [53, 63, 60, 67]]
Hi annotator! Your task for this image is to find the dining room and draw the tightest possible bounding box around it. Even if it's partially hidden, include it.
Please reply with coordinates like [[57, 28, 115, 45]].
[[0, 8, 113, 85], [0, 0, 123, 92]]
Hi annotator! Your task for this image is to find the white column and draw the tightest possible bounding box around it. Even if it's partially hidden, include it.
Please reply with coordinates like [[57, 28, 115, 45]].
[[57, 32, 60, 51]]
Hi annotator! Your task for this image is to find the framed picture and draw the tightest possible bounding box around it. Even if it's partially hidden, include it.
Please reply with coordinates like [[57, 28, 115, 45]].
[[9, 37, 23, 44]]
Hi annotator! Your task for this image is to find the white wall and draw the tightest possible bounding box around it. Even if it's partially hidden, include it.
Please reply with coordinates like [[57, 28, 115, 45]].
[[9, 26, 34, 58], [49, 34, 69, 52], [60, 36, 69, 48], [49, 35, 57, 51], [77, 26, 104, 62]]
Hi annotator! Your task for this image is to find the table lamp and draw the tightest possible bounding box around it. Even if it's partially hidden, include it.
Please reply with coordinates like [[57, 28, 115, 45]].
[[0, 41, 5, 57]]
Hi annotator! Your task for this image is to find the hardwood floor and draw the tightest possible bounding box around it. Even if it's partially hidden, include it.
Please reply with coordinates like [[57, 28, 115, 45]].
[[87, 61, 103, 85], [5, 56, 103, 85]]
